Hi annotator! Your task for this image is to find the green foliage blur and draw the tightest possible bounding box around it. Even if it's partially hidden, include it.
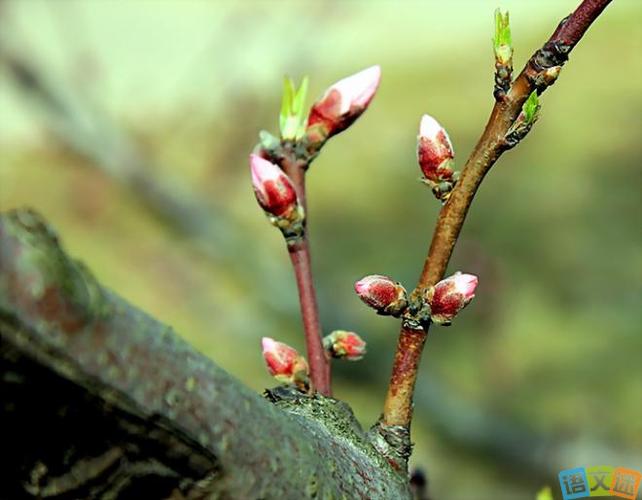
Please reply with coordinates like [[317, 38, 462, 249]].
[[1, 1, 640, 498]]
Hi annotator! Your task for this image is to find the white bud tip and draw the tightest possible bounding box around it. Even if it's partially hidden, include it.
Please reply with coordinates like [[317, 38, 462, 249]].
[[333, 65, 381, 113], [250, 154, 281, 183], [452, 273, 479, 296], [261, 336, 277, 353], [419, 114, 445, 139]]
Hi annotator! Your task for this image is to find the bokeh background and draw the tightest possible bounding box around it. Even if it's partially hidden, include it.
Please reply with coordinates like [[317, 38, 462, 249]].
[[1, 1, 640, 498]]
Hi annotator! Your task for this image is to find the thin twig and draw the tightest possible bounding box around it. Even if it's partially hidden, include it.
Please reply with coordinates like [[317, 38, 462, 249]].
[[381, 0, 612, 429], [281, 157, 332, 395]]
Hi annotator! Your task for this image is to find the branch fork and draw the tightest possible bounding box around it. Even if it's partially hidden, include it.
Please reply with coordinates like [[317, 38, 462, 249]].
[[250, 0, 612, 474]]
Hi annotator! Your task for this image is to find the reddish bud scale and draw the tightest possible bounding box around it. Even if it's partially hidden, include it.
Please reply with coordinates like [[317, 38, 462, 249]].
[[417, 114, 455, 183], [425, 272, 478, 325], [354, 274, 408, 316], [417, 133, 454, 181], [250, 154, 299, 218], [258, 178, 297, 217]]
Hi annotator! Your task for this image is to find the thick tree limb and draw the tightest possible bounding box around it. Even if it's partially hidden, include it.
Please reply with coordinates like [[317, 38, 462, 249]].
[[0, 208, 410, 499]]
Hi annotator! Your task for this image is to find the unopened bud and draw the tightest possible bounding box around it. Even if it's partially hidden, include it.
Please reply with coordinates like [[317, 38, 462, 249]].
[[250, 154, 305, 242], [418, 115, 455, 181], [425, 272, 478, 325], [323, 330, 366, 361], [261, 337, 309, 387], [250, 154, 298, 217], [504, 91, 540, 148], [354, 274, 408, 316], [306, 65, 381, 144], [417, 115, 458, 200], [280, 76, 309, 141]]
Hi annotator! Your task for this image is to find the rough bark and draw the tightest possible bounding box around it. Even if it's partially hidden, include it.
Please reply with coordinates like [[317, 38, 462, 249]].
[[0, 208, 410, 499]]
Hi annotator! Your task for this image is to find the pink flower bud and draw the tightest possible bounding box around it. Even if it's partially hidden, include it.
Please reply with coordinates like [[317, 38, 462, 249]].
[[323, 330, 366, 361], [307, 65, 381, 140], [250, 154, 299, 218], [354, 274, 408, 316], [425, 272, 478, 325], [417, 114, 455, 183], [261, 337, 309, 385]]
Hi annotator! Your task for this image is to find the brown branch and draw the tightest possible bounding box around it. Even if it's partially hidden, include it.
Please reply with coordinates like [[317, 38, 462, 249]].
[[381, 0, 612, 432], [0, 208, 409, 498], [281, 158, 332, 395]]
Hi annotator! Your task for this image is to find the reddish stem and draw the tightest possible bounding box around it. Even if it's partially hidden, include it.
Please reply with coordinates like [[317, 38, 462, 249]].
[[288, 240, 331, 395], [382, 326, 428, 426], [283, 161, 332, 395]]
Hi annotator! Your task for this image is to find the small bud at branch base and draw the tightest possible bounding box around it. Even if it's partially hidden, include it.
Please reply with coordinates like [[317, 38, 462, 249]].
[[425, 272, 478, 325], [323, 330, 366, 361], [261, 337, 309, 387], [355, 274, 408, 316]]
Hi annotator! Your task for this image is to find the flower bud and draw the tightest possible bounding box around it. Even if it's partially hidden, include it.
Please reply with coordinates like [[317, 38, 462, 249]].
[[250, 154, 300, 218], [417, 114, 455, 184], [323, 330, 366, 361], [306, 65, 381, 142], [425, 272, 478, 325], [354, 274, 408, 316], [261, 337, 309, 386]]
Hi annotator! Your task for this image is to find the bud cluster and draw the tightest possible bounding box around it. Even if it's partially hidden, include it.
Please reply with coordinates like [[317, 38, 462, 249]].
[[323, 330, 366, 361], [354, 271, 478, 328], [417, 114, 458, 201]]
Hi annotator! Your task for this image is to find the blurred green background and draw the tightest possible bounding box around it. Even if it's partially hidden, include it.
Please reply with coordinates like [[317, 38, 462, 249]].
[[1, 1, 640, 498]]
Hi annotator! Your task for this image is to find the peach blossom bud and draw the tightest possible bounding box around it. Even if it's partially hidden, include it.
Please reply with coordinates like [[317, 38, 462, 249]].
[[307, 65, 381, 140], [261, 337, 309, 385], [250, 154, 299, 218], [417, 114, 455, 183], [425, 272, 478, 325], [354, 274, 408, 316], [323, 330, 366, 361]]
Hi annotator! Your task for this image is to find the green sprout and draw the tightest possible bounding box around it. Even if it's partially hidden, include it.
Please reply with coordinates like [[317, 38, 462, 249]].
[[493, 9, 513, 65], [522, 91, 540, 124], [279, 76, 309, 141]]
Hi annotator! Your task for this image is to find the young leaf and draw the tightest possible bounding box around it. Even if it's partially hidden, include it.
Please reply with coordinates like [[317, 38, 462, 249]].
[[522, 91, 540, 124], [279, 77, 295, 139], [493, 9, 513, 65]]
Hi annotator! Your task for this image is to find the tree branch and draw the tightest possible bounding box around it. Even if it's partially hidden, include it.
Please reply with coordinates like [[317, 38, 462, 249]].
[[0, 208, 409, 498], [380, 0, 613, 435], [280, 153, 332, 395]]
